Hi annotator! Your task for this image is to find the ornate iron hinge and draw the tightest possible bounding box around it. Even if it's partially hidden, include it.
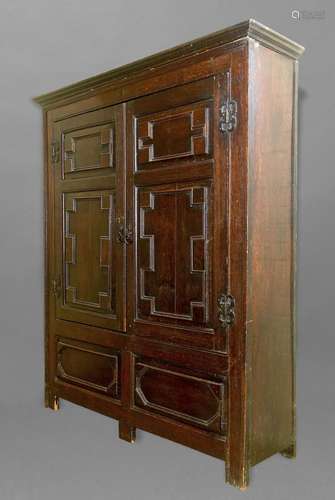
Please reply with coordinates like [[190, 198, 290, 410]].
[[51, 141, 60, 164], [219, 99, 237, 133], [51, 277, 61, 297], [218, 293, 235, 327], [117, 218, 133, 245]]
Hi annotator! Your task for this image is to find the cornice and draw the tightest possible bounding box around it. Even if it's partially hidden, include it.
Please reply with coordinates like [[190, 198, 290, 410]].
[[34, 19, 304, 109]]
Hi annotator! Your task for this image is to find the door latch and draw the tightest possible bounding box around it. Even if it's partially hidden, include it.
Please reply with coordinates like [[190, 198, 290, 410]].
[[219, 99, 237, 133], [51, 141, 60, 164], [218, 293, 235, 327], [51, 277, 61, 297], [116, 218, 133, 245]]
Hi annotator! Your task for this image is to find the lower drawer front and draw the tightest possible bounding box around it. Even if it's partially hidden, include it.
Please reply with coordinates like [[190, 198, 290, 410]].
[[134, 358, 226, 435], [56, 338, 120, 399]]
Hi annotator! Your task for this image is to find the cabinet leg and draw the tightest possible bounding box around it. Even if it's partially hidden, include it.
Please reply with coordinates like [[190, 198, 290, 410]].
[[119, 421, 136, 443], [45, 387, 60, 411], [281, 441, 296, 459], [225, 462, 250, 490], [52, 396, 60, 411]]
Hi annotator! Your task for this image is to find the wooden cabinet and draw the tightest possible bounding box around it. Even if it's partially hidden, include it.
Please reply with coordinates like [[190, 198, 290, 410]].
[[35, 20, 304, 489]]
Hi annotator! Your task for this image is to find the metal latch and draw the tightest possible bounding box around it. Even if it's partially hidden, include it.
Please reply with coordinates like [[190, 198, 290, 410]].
[[51, 141, 60, 164], [51, 277, 61, 297], [116, 217, 133, 245]]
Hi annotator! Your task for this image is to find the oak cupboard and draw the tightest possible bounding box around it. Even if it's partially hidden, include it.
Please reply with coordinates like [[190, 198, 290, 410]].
[[34, 20, 304, 489]]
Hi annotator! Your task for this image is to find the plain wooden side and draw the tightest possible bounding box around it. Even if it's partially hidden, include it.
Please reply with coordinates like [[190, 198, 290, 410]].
[[247, 42, 297, 465], [224, 47, 250, 489]]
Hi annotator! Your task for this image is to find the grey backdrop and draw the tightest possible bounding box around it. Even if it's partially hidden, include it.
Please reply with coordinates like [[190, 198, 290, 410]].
[[0, 1, 333, 499]]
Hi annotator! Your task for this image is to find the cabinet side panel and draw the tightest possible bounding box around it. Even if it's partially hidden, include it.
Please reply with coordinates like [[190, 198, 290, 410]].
[[45, 110, 58, 408], [247, 43, 296, 465]]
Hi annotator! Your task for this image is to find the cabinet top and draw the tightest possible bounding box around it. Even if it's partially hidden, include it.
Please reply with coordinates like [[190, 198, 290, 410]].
[[34, 19, 304, 109]]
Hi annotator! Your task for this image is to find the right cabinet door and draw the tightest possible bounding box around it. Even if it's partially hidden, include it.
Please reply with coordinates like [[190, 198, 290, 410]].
[[126, 75, 231, 351]]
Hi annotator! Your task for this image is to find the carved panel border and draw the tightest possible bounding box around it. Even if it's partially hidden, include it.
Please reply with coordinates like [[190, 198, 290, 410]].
[[136, 101, 211, 169], [63, 191, 115, 313], [135, 361, 226, 432], [57, 340, 120, 397], [137, 185, 209, 323], [61, 123, 114, 178]]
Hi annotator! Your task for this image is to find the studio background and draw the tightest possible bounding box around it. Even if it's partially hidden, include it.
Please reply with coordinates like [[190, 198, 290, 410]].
[[0, 1, 333, 499]]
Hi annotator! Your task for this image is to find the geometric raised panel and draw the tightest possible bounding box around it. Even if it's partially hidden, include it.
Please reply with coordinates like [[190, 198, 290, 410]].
[[57, 339, 120, 397], [53, 104, 125, 332], [137, 184, 210, 327], [63, 190, 116, 315], [62, 124, 114, 177], [136, 101, 211, 169], [135, 359, 225, 434]]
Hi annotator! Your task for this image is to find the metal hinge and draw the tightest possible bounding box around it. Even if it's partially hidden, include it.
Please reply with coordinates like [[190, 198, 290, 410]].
[[219, 99, 237, 133], [51, 141, 60, 164], [218, 293, 235, 327], [51, 277, 61, 297]]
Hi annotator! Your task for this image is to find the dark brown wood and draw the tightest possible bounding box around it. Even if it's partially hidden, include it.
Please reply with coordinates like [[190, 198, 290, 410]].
[[43, 109, 53, 410], [52, 106, 126, 331], [36, 20, 303, 490], [126, 77, 228, 353], [56, 338, 120, 397], [134, 357, 226, 434], [224, 47, 250, 489], [247, 41, 297, 466], [34, 20, 304, 110], [119, 421, 136, 443]]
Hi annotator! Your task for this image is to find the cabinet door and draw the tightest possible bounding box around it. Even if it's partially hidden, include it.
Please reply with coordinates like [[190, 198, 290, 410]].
[[51, 105, 125, 331], [126, 76, 230, 351]]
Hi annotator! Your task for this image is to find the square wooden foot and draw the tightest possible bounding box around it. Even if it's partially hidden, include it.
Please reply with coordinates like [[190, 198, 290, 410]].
[[225, 462, 250, 490], [281, 441, 296, 459], [45, 387, 60, 411], [119, 421, 136, 443]]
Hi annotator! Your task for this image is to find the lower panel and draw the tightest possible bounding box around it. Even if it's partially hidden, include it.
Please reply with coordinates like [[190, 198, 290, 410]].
[[56, 338, 120, 398], [134, 357, 226, 435], [50, 324, 227, 460]]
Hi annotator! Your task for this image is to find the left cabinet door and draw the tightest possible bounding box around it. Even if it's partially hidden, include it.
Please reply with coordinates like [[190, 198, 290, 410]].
[[51, 105, 126, 331]]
